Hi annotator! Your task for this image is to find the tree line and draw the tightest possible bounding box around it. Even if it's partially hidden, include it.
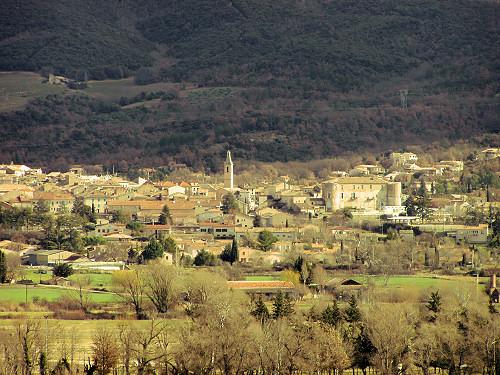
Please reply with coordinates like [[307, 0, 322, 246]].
[[0, 267, 497, 375]]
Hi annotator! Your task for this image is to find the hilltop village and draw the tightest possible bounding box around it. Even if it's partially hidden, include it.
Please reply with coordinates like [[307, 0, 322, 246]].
[[0, 148, 498, 284]]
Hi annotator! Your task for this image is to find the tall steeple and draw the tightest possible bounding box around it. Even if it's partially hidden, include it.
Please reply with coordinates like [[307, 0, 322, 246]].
[[224, 150, 234, 190]]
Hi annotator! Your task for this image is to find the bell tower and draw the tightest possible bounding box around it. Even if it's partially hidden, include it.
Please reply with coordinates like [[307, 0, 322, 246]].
[[224, 150, 234, 190]]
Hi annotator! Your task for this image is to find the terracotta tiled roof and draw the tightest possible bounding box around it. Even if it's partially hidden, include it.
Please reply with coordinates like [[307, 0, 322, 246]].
[[0, 184, 34, 192], [34, 191, 73, 200], [107, 199, 196, 210], [227, 281, 295, 289]]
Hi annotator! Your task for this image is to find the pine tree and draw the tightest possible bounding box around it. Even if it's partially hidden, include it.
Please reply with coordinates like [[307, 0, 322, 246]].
[[142, 237, 164, 261], [161, 236, 177, 254], [352, 327, 376, 375], [426, 290, 441, 322], [158, 205, 172, 225], [251, 296, 270, 324], [0, 250, 6, 283], [345, 295, 361, 323], [321, 301, 342, 327], [272, 291, 294, 319]]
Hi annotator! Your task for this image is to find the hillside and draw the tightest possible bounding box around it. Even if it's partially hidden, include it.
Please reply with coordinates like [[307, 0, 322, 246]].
[[0, 0, 499, 170], [1, 0, 499, 90]]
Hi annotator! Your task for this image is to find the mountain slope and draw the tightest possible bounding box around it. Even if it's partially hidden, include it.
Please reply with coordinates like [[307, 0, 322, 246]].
[[1, 0, 499, 90], [0, 0, 499, 170]]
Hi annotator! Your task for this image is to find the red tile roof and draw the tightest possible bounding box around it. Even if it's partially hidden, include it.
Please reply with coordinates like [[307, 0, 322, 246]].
[[227, 281, 295, 290]]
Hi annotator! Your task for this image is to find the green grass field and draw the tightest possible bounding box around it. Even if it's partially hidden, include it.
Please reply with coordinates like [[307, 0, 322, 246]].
[[0, 72, 66, 111], [244, 275, 280, 281], [21, 269, 114, 289], [0, 72, 184, 112], [0, 285, 117, 303], [83, 77, 180, 102]]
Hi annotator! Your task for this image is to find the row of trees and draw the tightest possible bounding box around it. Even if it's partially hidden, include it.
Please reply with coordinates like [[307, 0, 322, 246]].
[[2, 274, 497, 375]]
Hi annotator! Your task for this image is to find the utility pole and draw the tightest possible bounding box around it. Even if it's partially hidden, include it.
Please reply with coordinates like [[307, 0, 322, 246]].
[[399, 89, 409, 109]]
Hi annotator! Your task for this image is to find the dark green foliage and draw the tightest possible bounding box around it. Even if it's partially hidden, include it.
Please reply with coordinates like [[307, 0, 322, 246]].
[[0, 250, 6, 283], [404, 192, 432, 219], [142, 237, 164, 261], [257, 230, 278, 252], [352, 327, 376, 373], [193, 249, 217, 266], [0, 92, 497, 170], [345, 295, 361, 323], [83, 235, 106, 247], [41, 214, 86, 252], [128, 247, 139, 264], [220, 238, 238, 265], [251, 296, 270, 324], [272, 291, 294, 319], [321, 301, 342, 327], [139, 0, 500, 92], [222, 193, 239, 214], [53, 263, 74, 278], [426, 290, 442, 322], [0, 1, 498, 169], [111, 210, 128, 224], [134, 67, 157, 85], [39, 352, 47, 375], [126, 221, 144, 235], [161, 236, 177, 254], [293, 256, 312, 284], [72, 197, 96, 223], [0, 1, 153, 78], [158, 205, 171, 225]]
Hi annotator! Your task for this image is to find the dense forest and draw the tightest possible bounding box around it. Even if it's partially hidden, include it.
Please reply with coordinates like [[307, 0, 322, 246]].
[[1, 0, 499, 90], [0, 0, 499, 170]]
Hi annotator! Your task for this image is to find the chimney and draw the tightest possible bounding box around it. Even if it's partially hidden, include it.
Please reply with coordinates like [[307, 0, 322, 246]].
[[490, 274, 497, 289]]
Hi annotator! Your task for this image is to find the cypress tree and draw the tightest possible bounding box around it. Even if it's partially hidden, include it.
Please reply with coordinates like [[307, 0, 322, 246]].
[[230, 238, 238, 265], [345, 295, 361, 323], [251, 296, 270, 324], [321, 300, 342, 327], [39, 352, 47, 375], [426, 290, 442, 322], [272, 291, 294, 319], [353, 327, 376, 375], [0, 250, 6, 283]]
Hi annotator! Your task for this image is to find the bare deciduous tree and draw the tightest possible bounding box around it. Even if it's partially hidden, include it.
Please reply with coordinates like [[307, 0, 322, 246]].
[[113, 268, 147, 319], [145, 262, 180, 314], [92, 329, 119, 375]]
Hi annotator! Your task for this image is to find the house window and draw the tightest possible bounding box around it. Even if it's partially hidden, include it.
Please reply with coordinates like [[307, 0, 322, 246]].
[[341, 193, 344, 200], [351, 193, 356, 199]]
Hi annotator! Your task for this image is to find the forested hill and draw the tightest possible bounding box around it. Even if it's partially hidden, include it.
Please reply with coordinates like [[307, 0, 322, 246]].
[[0, 0, 499, 170], [1, 0, 499, 91]]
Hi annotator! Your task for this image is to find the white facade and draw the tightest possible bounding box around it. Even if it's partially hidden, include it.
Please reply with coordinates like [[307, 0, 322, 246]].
[[224, 151, 234, 191]]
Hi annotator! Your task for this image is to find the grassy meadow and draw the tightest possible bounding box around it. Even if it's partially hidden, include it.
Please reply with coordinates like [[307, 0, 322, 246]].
[[0, 72, 65, 111], [0, 72, 189, 112], [0, 285, 117, 304]]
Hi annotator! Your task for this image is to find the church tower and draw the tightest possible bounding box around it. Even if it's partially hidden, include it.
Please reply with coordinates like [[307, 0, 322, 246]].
[[224, 150, 234, 190]]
